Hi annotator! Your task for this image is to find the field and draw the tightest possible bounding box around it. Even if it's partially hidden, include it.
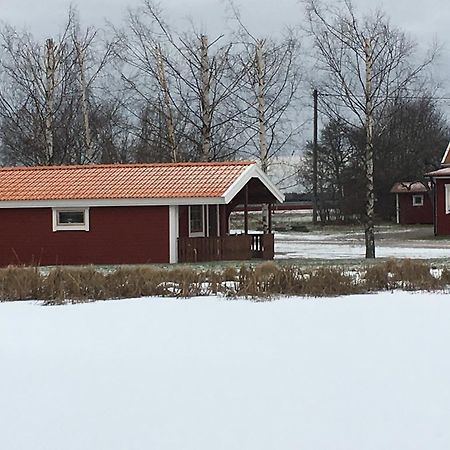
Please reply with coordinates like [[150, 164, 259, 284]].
[[232, 209, 449, 262], [1, 292, 450, 450], [1, 216, 449, 449], [275, 223, 450, 261]]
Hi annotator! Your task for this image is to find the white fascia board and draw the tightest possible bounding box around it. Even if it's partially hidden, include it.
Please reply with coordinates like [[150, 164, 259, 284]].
[[429, 176, 450, 180], [222, 164, 285, 204], [441, 141, 450, 166], [0, 196, 226, 209]]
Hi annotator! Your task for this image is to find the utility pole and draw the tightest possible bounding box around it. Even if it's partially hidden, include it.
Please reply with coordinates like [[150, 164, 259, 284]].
[[312, 88, 318, 225]]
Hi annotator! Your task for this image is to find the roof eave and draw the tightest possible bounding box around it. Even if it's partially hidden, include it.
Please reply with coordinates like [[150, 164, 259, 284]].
[[0, 196, 227, 209]]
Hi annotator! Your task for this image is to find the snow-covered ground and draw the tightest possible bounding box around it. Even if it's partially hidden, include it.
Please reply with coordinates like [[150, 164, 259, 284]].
[[275, 226, 450, 259], [1, 292, 450, 450]]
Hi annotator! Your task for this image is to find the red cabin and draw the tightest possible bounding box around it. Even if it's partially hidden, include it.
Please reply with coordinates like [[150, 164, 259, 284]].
[[0, 162, 284, 266], [390, 182, 433, 225]]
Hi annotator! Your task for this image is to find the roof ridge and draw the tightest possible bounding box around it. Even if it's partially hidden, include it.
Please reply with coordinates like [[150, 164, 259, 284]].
[[0, 161, 256, 172]]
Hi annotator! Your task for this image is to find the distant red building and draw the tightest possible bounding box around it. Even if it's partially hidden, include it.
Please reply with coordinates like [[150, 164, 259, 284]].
[[0, 162, 283, 266], [390, 182, 433, 225]]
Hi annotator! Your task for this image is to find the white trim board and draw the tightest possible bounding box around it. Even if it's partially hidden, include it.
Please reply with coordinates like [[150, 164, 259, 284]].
[[441, 141, 450, 166], [0, 196, 225, 209]]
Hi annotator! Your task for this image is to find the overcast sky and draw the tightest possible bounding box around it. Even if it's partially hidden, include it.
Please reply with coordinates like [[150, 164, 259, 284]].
[[1, 0, 448, 41], [1, 0, 449, 97]]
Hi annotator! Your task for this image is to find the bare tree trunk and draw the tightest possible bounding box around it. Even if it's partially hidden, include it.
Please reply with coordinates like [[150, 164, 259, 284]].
[[364, 38, 375, 258], [155, 45, 177, 162], [256, 40, 268, 172], [200, 34, 211, 161], [74, 39, 93, 163], [45, 38, 56, 163], [312, 88, 319, 225], [256, 39, 270, 231]]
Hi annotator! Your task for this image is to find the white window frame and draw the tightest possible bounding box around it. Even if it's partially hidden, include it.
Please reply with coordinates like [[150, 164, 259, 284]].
[[412, 194, 424, 207], [188, 205, 205, 237], [52, 207, 90, 232], [446, 185, 450, 214]]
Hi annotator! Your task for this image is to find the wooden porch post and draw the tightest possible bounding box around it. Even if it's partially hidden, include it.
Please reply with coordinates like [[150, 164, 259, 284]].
[[244, 184, 249, 235], [268, 203, 272, 233], [220, 205, 228, 235]]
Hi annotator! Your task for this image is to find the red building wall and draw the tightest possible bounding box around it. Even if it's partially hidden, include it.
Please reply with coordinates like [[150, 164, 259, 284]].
[[0, 206, 169, 266], [434, 180, 450, 235], [398, 193, 433, 225]]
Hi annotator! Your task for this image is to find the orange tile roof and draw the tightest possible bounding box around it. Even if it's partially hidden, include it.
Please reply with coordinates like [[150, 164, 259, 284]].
[[0, 162, 254, 202]]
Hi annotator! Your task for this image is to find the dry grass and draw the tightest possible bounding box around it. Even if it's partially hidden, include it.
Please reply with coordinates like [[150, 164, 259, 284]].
[[303, 267, 359, 297], [363, 259, 442, 292], [0, 258, 448, 304], [0, 266, 42, 300]]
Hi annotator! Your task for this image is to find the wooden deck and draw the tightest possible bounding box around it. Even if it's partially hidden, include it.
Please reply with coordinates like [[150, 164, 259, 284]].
[[178, 233, 274, 263]]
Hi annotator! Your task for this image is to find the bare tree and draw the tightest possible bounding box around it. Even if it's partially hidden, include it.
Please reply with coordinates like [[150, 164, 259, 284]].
[[304, 0, 436, 258], [117, 0, 244, 162], [300, 119, 365, 222], [0, 9, 115, 166], [229, 21, 301, 173], [0, 22, 78, 165], [374, 95, 449, 218], [227, 4, 302, 230]]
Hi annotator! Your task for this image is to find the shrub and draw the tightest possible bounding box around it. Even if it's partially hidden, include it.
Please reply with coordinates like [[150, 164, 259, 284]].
[[0, 258, 447, 303], [363, 259, 442, 292], [302, 267, 359, 297], [0, 266, 42, 300], [43, 267, 107, 304]]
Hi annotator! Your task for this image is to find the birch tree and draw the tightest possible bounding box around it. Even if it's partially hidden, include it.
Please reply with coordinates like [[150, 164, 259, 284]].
[[44, 38, 56, 161], [118, 0, 244, 162], [304, 0, 435, 258], [232, 31, 301, 174], [228, 6, 301, 230], [0, 10, 114, 165], [0, 23, 78, 165]]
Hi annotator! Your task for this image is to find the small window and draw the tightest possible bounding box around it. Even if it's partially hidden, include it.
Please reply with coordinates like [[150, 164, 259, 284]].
[[412, 195, 424, 207], [189, 205, 205, 237], [52, 208, 89, 231]]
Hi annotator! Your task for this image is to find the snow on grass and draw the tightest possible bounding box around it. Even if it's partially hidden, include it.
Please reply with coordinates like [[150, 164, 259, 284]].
[[1, 293, 450, 450], [275, 230, 450, 259]]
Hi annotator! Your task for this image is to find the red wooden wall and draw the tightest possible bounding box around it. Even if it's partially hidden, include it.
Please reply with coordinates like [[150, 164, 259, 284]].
[[434, 180, 450, 235], [0, 206, 169, 266], [397, 193, 433, 225]]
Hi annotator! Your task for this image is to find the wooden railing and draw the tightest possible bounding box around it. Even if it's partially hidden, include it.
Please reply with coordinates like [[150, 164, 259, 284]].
[[251, 233, 274, 260], [178, 233, 274, 263]]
